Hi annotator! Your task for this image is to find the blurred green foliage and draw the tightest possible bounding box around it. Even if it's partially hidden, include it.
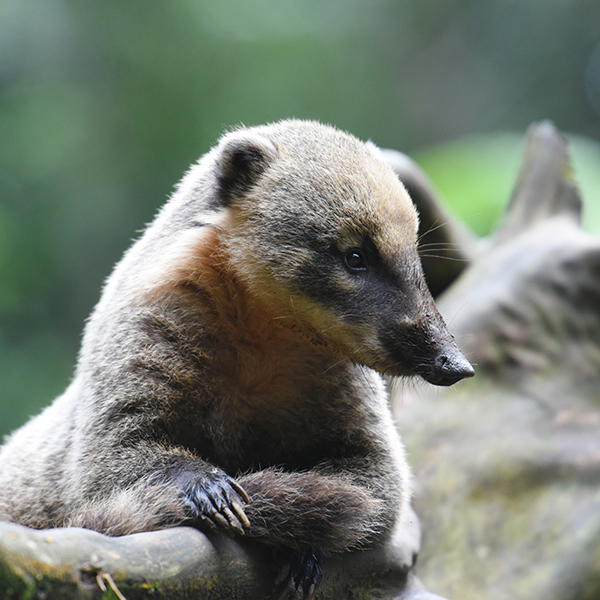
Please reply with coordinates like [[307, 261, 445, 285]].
[[1, 0, 600, 438], [415, 133, 600, 237]]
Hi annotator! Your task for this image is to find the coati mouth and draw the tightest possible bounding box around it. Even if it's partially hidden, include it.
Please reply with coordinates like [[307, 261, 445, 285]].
[[421, 352, 475, 387]]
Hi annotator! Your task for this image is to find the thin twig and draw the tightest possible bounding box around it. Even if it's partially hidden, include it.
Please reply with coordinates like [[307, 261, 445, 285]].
[[96, 570, 128, 600]]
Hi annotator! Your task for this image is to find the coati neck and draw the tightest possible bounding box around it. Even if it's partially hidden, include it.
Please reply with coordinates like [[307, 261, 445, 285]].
[[159, 223, 346, 405]]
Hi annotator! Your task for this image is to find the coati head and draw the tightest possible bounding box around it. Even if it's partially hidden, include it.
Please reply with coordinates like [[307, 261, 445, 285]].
[[212, 120, 473, 387]]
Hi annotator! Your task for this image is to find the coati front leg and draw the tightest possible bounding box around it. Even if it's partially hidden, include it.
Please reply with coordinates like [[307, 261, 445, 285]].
[[70, 448, 251, 537], [176, 463, 396, 599], [72, 442, 400, 599], [239, 466, 393, 553], [238, 465, 397, 600], [165, 459, 396, 598], [151, 460, 333, 598]]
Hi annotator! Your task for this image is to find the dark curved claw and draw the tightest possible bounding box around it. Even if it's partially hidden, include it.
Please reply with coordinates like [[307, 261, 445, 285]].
[[179, 467, 250, 535], [273, 549, 323, 600]]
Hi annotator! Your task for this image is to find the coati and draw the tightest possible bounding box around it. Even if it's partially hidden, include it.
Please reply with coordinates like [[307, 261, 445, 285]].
[[0, 120, 473, 598]]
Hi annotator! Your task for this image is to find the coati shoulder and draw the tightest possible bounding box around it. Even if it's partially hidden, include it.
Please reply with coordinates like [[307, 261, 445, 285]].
[[0, 120, 473, 599]]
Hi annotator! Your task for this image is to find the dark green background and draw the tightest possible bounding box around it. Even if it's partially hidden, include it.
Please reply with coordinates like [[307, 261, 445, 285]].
[[2, 0, 600, 439]]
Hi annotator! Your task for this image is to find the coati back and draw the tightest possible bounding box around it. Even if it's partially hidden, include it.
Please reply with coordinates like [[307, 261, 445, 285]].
[[0, 120, 473, 598]]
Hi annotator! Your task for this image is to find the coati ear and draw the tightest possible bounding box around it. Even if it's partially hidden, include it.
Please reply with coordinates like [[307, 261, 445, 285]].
[[365, 140, 382, 159], [217, 130, 279, 206]]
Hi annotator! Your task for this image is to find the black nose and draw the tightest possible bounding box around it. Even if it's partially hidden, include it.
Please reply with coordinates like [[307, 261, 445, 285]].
[[425, 353, 475, 387]]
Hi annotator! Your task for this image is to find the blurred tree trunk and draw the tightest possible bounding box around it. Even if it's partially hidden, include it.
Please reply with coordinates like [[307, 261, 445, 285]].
[[395, 121, 600, 600]]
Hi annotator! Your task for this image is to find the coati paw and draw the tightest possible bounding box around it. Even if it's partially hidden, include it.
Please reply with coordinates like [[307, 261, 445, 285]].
[[179, 467, 250, 535], [273, 549, 323, 600]]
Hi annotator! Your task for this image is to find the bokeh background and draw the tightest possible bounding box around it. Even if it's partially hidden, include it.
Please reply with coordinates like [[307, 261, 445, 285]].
[[2, 0, 600, 438]]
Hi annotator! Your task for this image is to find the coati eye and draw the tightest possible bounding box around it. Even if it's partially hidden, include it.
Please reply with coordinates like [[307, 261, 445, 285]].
[[343, 249, 368, 273]]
